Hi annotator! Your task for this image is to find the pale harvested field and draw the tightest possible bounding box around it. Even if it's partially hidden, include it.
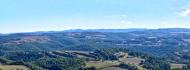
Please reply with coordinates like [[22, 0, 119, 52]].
[[101, 67, 127, 70], [0, 65, 29, 70], [170, 63, 186, 69], [86, 61, 120, 69], [119, 57, 144, 65]]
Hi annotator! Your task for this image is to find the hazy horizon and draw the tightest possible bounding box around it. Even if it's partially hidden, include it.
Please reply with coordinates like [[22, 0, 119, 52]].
[[1, 28, 190, 34], [1, 0, 190, 33]]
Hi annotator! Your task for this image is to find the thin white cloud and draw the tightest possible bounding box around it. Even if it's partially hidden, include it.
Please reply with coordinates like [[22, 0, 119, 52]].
[[179, 6, 190, 17], [120, 20, 133, 24], [120, 20, 126, 24]]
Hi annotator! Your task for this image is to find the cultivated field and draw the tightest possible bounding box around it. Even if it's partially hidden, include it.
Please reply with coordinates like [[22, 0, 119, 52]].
[[86, 61, 120, 69], [119, 57, 144, 65], [170, 63, 186, 69], [0, 65, 29, 70], [101, 67, 127, 70]]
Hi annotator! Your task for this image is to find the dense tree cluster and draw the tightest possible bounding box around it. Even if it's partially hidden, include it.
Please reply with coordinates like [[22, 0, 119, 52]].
[[35, 58, 85, 70], [92, 48, 120, 60]]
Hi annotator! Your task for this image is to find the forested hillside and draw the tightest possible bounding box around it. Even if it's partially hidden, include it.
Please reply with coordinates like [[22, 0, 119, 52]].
[[0, 28, 190, 70]]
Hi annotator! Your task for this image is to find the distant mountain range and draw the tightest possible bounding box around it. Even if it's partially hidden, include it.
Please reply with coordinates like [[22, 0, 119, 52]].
[[2, 28, 190, 35], [63, 28, 190, 33], [63, 28, 149, 32]]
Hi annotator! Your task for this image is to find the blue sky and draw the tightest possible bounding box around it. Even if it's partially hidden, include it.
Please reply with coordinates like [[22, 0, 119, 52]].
[[0, 0, 190, 33]]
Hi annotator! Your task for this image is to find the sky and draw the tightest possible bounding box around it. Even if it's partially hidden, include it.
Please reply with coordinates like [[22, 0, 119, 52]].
[[0, 0, 190, 33]]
